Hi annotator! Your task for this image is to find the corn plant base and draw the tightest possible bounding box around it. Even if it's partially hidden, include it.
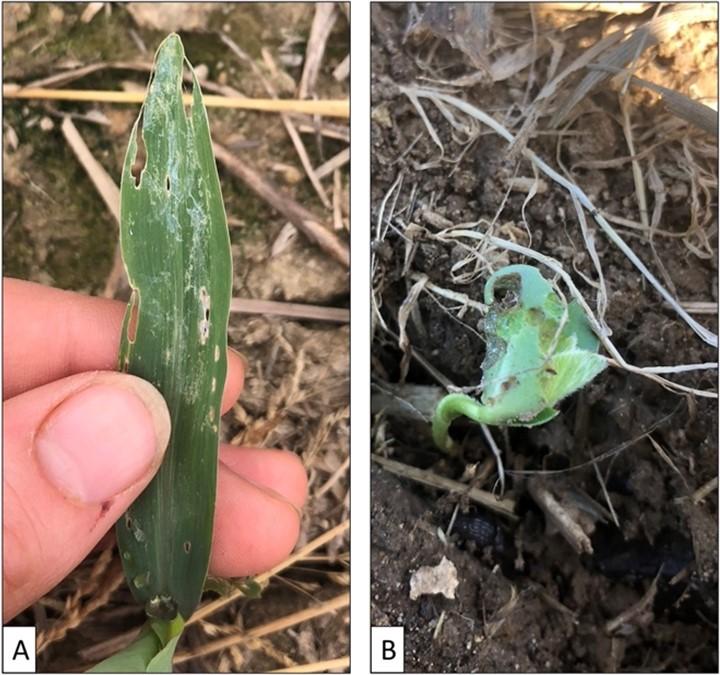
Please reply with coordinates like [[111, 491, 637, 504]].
[[88, 617, 184, 673]]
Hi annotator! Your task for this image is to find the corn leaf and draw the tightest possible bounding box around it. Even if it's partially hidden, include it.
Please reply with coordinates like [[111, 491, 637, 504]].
[[87, 628, 160, 673], [115, 33, 232, 622], [88, 617, 184, 673]]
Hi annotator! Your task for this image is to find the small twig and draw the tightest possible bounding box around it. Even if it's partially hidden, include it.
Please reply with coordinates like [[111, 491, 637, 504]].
[[534, 585, 579, 622], [384, 327, 454, 388], [619, 94, 649, 228], [219, 33, 333, 208], [540, 2, 650, 12], [231, 298, 348, 323], [605, 570, 661, 634], [3, 85, 349, 117], [681, 301, 718, 315], [507, 408, 678, 478], [23, 60, 240, 97], [298, 4, 338, 99], [60, 116, 127, 299], [271, 656, 350, 673], [408, 272, 488, 313], [175, 593, 349, 663], [570, 192, 610, 333], [128, 28, 147, 54], [38, 550, 124, 653], [213, 143, 349, 267], [648, 435, 689, 489], [333, 54, 350, 82], [372, 454, 518, 520], [188, 520, 349, 625], [315, 147, 350, 180], [79, 627, 141, 663], [293, 118, 350, 142], [527, 478, 593, 555], [314, 455, 350, 499], [592, 460, 620, 527], [282, 115, 332, 208], [333, 168, 344, 230], [60, 116, 119, 221], [687, 476, 719, 505], [371, 381, 444, 421], [589, 63, 718, 136], [480, 424, 506, 496]]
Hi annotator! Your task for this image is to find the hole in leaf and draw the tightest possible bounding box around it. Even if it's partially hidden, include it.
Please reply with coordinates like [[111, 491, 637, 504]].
[[183, 541, 191, 554], [199, 287, 211, 344], [131, 111, 147, 188], [146, 595, 178, 622], [165, 175, 171, 192], [127, 290, 139, 344], [182, 62, 195, 118]]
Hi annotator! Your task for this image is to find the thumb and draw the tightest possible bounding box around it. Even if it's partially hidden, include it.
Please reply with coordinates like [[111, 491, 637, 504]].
[[3, 372, 170, 621]]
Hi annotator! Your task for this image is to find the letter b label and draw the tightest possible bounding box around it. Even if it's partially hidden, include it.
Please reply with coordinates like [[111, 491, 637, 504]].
[[371, 626, 404, 672]]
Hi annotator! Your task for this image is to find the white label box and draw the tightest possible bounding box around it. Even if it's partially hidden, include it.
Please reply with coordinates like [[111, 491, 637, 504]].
[[371, 626, 404, 672], [3, 626, 36, 673]]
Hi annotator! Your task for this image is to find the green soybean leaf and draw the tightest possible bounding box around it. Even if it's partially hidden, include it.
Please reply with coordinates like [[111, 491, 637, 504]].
[[115, 33, 232, 622], [479, 265, 606, 423], [433, 265, 607, 450]]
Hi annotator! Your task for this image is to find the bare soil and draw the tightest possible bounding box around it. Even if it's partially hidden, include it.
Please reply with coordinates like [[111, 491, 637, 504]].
[[371, 5, 717, 672]]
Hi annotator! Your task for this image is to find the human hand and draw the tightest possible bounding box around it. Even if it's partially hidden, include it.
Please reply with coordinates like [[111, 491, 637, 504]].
[[3, 278, 307, 621]]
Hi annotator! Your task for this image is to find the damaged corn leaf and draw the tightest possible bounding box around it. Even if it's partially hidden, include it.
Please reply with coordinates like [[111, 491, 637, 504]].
[[433, 265, 606, 451], [115, 33, 232, 625]]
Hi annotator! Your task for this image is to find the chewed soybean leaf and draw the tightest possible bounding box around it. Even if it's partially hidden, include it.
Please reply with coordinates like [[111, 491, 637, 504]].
[[432, 264, 608, 450], [543, 350, 607, 405], [115, 33, 232, 622], [480, 264, 606, 423]]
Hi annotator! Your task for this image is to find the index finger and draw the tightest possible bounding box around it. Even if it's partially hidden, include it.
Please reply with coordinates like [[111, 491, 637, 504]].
[[3, 278, 244, 412]]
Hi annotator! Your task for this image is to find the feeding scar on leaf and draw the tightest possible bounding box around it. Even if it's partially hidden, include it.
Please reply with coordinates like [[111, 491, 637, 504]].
[[432, 264, 607, 451]]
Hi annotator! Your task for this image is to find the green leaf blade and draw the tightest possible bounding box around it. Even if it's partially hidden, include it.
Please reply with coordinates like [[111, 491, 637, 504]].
[[87, 628, 161, 673], [116, 34, 232, 621], [88, 618, 184, 673]]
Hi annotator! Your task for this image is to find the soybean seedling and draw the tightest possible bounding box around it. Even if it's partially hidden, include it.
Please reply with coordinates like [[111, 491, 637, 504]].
[[432, 265, 607, 451]]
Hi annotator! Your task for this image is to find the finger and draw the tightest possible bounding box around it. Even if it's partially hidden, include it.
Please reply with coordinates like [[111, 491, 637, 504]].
[[210, 449, 307, 578], [218, 445, 307, 509], [3, 278, 123, 398], [3, 372, 170, 621], [3, 278, 244, 413], [222, 350, 245, 415]]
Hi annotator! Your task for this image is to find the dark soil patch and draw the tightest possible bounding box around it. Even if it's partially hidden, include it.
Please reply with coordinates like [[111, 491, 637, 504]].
[[371, 5, 717, 672]]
